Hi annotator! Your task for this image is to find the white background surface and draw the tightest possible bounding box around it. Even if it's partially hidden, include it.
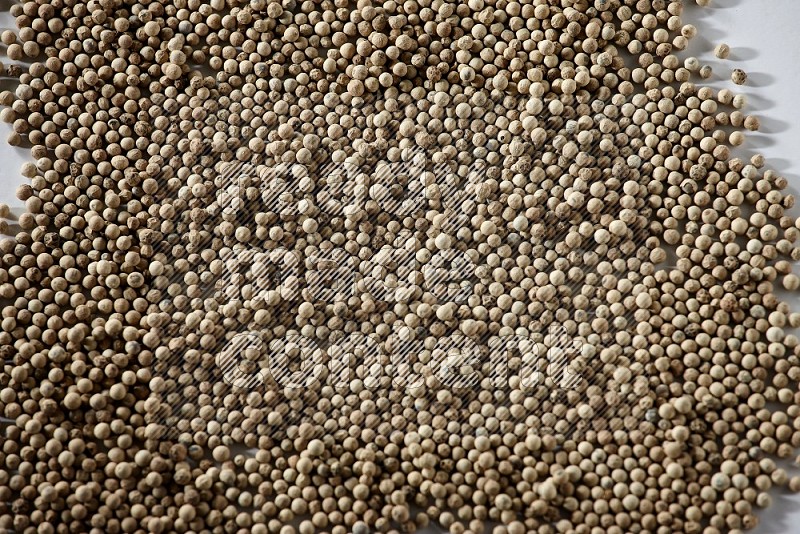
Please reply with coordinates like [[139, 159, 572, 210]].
[[0, 0, 799, 532], [671, 3, 800, 530]]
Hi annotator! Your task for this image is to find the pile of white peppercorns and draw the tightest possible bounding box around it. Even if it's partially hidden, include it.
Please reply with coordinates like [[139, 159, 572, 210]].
[[1, 0, 800, 532]]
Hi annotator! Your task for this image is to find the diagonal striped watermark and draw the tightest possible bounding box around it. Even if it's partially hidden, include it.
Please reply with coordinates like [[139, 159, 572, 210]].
[[140, 84, 660, 448]]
